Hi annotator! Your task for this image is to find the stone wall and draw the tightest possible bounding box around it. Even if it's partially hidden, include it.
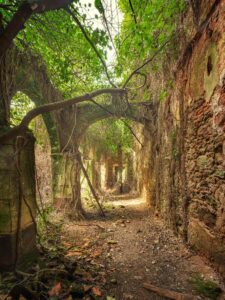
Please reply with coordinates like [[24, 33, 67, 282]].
[[0, 131, 37, 270], [145, 0, 225, 278]]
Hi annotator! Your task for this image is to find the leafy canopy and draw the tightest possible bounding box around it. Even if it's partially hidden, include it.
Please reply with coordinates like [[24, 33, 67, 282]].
[[0, 0, 111, 97]]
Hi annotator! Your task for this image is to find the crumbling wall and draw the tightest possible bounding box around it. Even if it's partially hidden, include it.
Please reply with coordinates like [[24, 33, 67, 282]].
[[148, 0, 225, 277], [0, 132, 37, 270]]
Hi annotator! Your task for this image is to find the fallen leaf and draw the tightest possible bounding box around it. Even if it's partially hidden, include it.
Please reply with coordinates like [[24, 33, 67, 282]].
[[92, 286, 102, 297], [48, 282, 62, 296], [91, 249, 102, 258], [65, 250, 82, 257], [82, 241, 91, 249], [62, 241, 72, 247], [107, 240, 117, 245]]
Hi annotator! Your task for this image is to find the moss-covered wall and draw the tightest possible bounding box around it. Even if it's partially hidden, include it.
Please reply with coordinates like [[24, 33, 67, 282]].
[[0, 130, 37, 270]]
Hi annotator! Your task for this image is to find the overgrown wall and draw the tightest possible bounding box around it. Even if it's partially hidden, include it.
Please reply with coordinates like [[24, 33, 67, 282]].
[[143, 0, 225, 278]]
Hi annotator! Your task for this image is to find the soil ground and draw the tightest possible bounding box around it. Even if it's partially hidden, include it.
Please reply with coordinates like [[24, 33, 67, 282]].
[[61, 196, 224, 300]]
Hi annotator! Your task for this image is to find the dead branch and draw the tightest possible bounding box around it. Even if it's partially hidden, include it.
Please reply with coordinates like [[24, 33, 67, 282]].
[[0, 88, 125, 145], [73, 223, 105, 230], [143, 282, 198, 300]]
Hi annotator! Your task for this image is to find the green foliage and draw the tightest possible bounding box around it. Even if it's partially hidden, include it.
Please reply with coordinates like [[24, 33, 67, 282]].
[[1, 0, 188, 150], [10, 92, 35, 126], [94, 0, 104, 14], [22, 9, 107, 97], [0, 0, 109, 97], [191, 276, 222, 299], [116, 0, 186, 79], [159, 89, 168, 102], [84, 119, 132, 157]]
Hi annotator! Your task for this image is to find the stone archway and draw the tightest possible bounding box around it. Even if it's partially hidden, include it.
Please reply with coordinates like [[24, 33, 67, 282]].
[[53, 99, 156, 215]]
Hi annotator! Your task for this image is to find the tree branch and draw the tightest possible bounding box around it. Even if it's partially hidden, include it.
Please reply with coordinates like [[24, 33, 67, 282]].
[[66, 6, 117, 88], [129, 0, 137, 24], [123, 40, 170, 88], [0, 88, 125, 145]]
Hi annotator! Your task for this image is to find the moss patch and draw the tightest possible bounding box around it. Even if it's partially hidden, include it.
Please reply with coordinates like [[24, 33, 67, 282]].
[[191, 276, 222, 299]]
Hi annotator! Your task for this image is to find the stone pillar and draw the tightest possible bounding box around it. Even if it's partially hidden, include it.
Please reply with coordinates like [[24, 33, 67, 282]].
[[52, 153, 83, 217], [0, 131, 37, 270]]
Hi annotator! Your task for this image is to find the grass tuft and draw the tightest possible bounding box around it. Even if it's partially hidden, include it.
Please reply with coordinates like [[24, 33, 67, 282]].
[[191, 276, 222, 300]]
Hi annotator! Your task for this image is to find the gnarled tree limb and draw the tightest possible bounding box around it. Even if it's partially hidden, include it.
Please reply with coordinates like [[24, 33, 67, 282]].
[[0, 88, 125, 145]]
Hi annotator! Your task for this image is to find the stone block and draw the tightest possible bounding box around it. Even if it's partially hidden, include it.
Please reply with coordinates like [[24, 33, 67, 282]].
[[188, 218, 225, 279]]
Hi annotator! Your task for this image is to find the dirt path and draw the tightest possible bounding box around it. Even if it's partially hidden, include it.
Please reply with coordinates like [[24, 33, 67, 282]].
[[62, 196, 224, 300]]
